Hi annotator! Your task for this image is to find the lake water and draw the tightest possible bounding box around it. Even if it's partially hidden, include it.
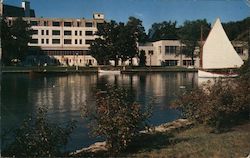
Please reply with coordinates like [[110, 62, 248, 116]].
[[1, 72, 197, 152]]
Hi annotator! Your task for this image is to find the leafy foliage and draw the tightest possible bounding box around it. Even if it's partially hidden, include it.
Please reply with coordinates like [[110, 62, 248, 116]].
[[223, 17, 250, 41], [148, 21, 179, 42], [84, 85, 152, 154], [178, 19, 210, 64], [139, 50, 147, 66], [172, 77, 249, 132], [1, 17, 33, 65], [2, 107, 76, 157], [89, 17, 147, 66]]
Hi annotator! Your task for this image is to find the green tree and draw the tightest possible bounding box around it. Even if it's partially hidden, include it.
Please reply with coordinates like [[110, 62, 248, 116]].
[[90, 17, 147, 66], [1, 17, 32, 65], [2, 107, 76, 157], [84, 85, 152, 155], [223, 17, 250, 41], [89, 21, 120, 65], [148, 21, 179, 41], [138, 50, 146, 66], [127, 16, 148, 43], [178, 19, 210, 65], [172, 77, 249, 132]]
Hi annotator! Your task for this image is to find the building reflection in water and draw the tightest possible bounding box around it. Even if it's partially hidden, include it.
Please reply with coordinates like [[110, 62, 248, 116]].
[[2, 72, 197, 152]]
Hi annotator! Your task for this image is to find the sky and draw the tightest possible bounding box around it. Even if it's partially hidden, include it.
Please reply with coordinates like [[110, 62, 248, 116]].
[[3, 0, 250, 32]]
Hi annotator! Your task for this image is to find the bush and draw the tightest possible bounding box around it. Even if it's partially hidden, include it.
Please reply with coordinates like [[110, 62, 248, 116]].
[[84, 85, 152, 154], [2, 107, 76, 157], [172, 77, 249, 132]]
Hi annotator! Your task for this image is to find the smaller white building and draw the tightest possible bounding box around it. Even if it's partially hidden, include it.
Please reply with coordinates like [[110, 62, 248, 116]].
[[139, 40, 199, 67]]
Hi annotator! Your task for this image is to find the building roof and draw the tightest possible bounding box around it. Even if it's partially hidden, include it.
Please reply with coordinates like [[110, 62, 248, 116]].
[[2, 4, 35, 17]]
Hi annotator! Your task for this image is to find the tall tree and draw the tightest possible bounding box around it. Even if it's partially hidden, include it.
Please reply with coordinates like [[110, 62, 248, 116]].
[[89, 21, 119, 65], [148, 21, 179, 42], [223, 17, 250, 41], [126, 16, 148, 43], [178, 19, 210, 65], [1, 17, 32, 65], [90, 17, 147, 66], [138, 50, 146, 66]]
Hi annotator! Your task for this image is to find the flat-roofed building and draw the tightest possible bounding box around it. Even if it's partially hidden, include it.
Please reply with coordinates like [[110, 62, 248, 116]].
[[3, 1, 104, 66], [139, 40, 199, 67]]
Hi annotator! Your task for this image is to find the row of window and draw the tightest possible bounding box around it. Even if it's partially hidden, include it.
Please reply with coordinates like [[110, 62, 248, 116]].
[[165, 46, 178, 54], [30, 20, 98, 27], [32, 30, 94, 36], [44, 50, 88, 56], [30, 38, 94, 45]]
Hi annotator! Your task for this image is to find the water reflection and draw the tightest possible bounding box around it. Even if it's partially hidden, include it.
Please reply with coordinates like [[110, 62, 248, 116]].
[[1, 72, 197, 151]]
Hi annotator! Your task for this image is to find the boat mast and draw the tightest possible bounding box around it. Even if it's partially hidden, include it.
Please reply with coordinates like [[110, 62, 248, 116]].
[[199, 25, 203, 69]]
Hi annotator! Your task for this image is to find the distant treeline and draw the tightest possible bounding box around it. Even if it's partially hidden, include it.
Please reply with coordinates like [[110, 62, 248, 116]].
[[147, 17, 250, 42]]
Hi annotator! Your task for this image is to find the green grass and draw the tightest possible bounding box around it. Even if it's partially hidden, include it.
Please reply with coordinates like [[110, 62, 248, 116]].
[[125, 122, 250, 158]]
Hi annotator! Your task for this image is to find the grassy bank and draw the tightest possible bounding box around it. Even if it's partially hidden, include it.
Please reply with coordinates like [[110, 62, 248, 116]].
[[126, 122, 250, 158]]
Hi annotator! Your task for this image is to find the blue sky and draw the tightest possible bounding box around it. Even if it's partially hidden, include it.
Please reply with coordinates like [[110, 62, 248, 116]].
[[4, 0, 250, 32]]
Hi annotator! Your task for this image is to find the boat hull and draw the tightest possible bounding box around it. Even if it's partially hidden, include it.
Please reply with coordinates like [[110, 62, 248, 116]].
[[198, 70, 238, 78], [98, 70, 121, 75]]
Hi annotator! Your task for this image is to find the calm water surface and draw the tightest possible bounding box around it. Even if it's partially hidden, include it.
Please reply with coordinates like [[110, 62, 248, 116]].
[[1, 72, 197, 152]]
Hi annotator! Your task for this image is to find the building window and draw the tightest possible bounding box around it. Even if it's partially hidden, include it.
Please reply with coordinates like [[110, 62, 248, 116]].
[[64, 22, 72, 27], [41, 30, 44, 35], [32, 30, 38, 35], [52, 21, 60, 26], [79, 39, 82, 44], [30, 21, 38, 26], [148, 50, 154, 55], [77, 21, 81, 27], [97, 22, 103, 29], [41, 39, 44, 44], [52, 39, 60, 44], [44, 21, 48, 26], [64, 39, 72, 44], [46, 30, 49, 35], [234, 47, 244, 55], [52, 30, 60, 35], [46, 39, 49, 44], [162, 60, 178, 66], [85, 40, 94, 45], [30, 39, 38, 44], [85, 31, 93, 36], [183, 60, 193, 66], [64, 30, 72, 36], [79, 31, 82, 36], [75, 39, 78, 44], [75, 31, 78, 36], [165, 46, 177, 55], [85, 22, 93, 27]]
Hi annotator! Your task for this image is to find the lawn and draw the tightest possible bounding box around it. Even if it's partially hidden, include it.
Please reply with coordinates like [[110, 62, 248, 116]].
[[126, 122, 250, 158]]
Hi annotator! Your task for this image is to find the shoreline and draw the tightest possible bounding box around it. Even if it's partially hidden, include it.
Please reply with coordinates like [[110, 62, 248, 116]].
[[1, 66, 198, 74], [70, 119, 193, 156]]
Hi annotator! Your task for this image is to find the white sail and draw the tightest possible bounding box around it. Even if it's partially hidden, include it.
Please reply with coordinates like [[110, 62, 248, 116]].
[[202, 18, 243, 69]]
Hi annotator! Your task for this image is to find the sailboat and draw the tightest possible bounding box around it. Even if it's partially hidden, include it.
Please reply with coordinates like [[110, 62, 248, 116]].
[[198, 18, 244, 78]]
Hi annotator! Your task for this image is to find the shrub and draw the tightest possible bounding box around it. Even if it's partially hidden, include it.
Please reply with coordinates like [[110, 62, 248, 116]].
[[172, 77, 249, 132], [84, 85, 152, 154], [2, 107, 76, 157]]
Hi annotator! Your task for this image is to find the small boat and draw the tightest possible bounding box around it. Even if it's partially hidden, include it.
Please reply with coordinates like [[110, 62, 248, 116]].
[[198, 18, 244, 78], [98, 69, 121, 75], [198, 69, 238, 78]]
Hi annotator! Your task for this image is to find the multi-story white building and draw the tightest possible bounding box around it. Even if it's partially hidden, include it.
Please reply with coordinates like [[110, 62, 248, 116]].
[[24, 15, 104, 66], [139, 40, 200, 67], [2, 1, 104, 66]]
